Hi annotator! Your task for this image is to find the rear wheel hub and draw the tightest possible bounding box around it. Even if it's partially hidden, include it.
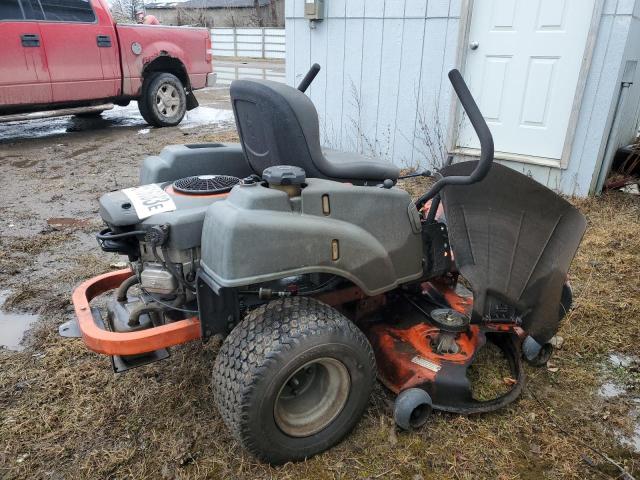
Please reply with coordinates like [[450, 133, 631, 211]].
[[274, 357, 351, 437]]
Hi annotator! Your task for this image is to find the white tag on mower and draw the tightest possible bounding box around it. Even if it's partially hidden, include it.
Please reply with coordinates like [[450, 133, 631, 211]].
[[122, 184, 176, 220], [411, 356, 441, 373]]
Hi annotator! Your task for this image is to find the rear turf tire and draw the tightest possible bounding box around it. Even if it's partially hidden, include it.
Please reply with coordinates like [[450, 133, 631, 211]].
[[138, 72, 186, 127], [213, 297, 376, 464]]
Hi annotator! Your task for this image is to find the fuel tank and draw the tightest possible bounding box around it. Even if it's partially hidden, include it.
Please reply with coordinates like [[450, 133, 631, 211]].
[[199, 178, 424, 296]]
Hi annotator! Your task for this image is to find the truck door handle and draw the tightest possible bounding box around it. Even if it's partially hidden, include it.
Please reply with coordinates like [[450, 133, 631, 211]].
[[97, 35, 112, 48], [21, 34, 40, 47]]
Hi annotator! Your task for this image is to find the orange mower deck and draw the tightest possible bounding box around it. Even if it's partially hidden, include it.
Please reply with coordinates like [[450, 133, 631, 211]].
[[72, 269, 201, 356]]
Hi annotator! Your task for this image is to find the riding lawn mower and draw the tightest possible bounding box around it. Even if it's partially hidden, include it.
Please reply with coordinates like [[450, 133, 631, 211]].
[[68, 65, 587, 463]]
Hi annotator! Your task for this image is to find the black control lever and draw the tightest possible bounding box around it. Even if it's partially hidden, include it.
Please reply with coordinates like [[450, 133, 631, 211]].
[[415, 69, 494, 209], [398, 170, 431, 180], [297, 63, 321, 93]]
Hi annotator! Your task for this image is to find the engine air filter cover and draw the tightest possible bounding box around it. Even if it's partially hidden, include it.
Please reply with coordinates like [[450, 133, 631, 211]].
[[173, 175, 240, 195]]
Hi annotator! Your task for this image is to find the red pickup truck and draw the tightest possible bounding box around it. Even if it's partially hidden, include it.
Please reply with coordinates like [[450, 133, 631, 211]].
[[0, 0, 214, 127]]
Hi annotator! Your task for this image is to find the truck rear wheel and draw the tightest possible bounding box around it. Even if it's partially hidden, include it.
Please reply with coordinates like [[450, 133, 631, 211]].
[[138, 72, 187, 127], [213, 297, 376, 464]]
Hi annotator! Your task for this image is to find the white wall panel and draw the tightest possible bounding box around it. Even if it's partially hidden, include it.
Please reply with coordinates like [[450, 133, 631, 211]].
[[393, 18, 426, 165], [346, 0, 365, 18], [324, 15, 347, 146], [339, 18, 365, 152], [358, 18, 384, 153], [309, 20, 329, 124]]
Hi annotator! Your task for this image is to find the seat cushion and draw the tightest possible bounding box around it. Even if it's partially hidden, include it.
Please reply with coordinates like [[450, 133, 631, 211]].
[[321, 149, 400, 183]]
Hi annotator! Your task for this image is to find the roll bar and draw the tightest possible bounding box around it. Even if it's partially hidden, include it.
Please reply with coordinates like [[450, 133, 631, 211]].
[[415, 69, 494, 210], [297, 63, 321, 93]]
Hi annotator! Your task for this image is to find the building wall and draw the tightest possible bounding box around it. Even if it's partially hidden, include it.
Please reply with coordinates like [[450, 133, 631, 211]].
[[286, 0, 640, 196], [617, 2, 640, 141], [566, 0, 640, 194], [148, 0, 284, 28]]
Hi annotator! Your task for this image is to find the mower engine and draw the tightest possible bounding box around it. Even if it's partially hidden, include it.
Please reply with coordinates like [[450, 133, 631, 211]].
[[96, 174, 242, 337], [95, 171, 343, 342]]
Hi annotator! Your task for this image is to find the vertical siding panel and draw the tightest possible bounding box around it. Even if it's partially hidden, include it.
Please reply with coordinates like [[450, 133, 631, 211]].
[[327, 0, 347, 17], [437, 17, 461, 149], [366, 0, 386, 18], [427, 0, 451, 18], [309, 20, 328, 127], [341, 18, 365, 151], [292, 19, 311, 86], [414, 18, 449, 169], [346, 0, 365, 18], [292, 0, 305, 17], [405, 1, 427, 18], [547, 166, 562, 191], [385, 0, 406, 17], [285, 18, 295, 86], [376, 15, 405, 160], [560, 14, 613, 193], [284, 0, 294, 18], [359, 18, 385, 155], [563, 14, 627, 195], [394, 17, 427, 167], [324, 2, 347, 146], [449, 0, 463, 17], [522, 164, 553, 186]]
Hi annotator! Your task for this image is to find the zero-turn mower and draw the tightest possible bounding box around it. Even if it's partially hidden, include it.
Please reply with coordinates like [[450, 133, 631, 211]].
[[68, 65, 587, 463]]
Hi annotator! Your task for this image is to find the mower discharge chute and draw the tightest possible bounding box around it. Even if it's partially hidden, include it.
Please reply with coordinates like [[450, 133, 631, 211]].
[[69, 65, 587, 463]]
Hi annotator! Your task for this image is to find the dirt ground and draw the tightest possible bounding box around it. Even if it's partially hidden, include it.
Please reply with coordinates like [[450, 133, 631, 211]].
[[1, 66, 639, 479]]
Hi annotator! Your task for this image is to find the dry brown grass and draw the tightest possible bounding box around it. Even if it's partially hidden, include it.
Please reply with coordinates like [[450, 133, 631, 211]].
[[1, 181, 639, 479]]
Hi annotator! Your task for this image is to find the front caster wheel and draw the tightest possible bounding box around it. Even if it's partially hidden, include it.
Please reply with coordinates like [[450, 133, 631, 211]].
[[522, 336, 554, 367], [394, 388, 432, 430], [213, 297, 376, 464]]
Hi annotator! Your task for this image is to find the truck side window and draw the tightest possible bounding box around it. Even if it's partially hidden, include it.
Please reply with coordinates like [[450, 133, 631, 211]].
[[39, 0, 95, 23], [0, 0, 25, 20], [21, 0, 45, 20]]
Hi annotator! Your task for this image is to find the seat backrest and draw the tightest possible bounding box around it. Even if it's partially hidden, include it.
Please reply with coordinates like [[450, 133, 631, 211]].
[[230, 79, 327, 178]]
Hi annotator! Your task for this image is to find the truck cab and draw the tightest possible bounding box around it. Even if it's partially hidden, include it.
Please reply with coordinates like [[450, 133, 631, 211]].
[[0, 0, 214, 127]]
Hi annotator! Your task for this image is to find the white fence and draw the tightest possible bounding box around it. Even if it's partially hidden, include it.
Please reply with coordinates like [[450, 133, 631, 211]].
[[211, 28, 285, 59], [214, 64, 286, 86]]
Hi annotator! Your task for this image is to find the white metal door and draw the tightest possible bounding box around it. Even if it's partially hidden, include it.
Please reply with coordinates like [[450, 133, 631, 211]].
[[457, 0, 596, 162]]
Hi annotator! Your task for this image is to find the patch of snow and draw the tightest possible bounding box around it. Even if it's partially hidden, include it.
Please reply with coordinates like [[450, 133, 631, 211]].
[[621, 423, 640, 453], [599, 382, 626, 398], [621, 184, 639, 195], [101, 102, 145, 126], [138, 128, 151, 135], [609, 353, 637, 368], [0, 103, 233, 142], [179, 106, 234, 129]]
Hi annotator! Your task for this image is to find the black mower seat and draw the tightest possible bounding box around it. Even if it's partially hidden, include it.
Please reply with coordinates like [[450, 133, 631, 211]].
[[230, 79, 399, 184]]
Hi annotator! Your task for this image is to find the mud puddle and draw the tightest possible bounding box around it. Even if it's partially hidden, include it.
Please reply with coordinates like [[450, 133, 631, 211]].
[[0, 290, 39, 351]]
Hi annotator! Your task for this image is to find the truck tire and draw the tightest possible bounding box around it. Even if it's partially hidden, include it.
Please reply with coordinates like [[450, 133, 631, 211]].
[[138, 72, 187, 127], [213, 297, 376, 464]]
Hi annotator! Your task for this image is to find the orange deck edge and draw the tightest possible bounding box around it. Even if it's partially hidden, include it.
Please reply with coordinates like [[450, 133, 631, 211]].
[[72, 269, 201, 356]]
